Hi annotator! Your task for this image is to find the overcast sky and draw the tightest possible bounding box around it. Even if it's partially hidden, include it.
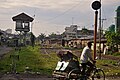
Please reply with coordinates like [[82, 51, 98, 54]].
[[0, 0, 120, 36]]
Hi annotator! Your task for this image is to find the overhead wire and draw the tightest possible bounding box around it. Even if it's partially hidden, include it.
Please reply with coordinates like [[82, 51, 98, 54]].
[[46, 3, 81, 22], [35, 1, 89, 24]]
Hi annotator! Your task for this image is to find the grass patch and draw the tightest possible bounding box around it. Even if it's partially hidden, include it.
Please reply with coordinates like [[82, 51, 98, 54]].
[[0, 46, 120, 77], [112, 52, 120, 56], [96, 59, 120, 76], [0, 46, 59, 75]]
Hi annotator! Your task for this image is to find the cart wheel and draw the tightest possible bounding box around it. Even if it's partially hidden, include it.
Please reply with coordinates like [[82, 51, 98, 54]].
[[67, 69, 80, 80], [92, 69, 105, 80]]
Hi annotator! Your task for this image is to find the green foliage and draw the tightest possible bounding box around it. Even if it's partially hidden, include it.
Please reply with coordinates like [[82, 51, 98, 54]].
[[81, 27, 89, 35], [105, 31, 113, 45], [112, 52, 120, 56], [105, 31, 120, 46], [48, 32, 57, 38], [38, 33, 46, 41], [0, 50, 16, 73], [0, 46, 59, 75], [105, 31, 120, 53]]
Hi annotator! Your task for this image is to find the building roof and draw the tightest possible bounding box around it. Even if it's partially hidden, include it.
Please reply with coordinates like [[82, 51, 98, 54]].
[[12, 12, 34, 22]]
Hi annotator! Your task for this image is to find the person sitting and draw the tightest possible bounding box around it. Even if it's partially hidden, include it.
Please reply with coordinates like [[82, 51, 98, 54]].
[[57, 50, 77, 61]]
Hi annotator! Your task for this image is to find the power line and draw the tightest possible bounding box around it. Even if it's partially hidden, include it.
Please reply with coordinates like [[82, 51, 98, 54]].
[[41, 2, 83, 23], [52, 5, 79, 19]]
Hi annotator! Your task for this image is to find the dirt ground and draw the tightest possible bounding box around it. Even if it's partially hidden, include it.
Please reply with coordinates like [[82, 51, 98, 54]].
[[0, 73, 53, 80], [0, 73, 120, 80]]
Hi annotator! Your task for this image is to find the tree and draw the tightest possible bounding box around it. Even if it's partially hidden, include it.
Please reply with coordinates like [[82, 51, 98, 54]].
[[48, 32, 57, 39], [81, 28, 89, 35], [38, 33, 46, 41], [105, 31, 120, 52]]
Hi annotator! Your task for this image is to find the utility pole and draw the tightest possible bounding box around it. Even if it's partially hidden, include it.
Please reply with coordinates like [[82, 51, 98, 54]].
[[101, 18, 107, 34], [99, 0, 102, 59]]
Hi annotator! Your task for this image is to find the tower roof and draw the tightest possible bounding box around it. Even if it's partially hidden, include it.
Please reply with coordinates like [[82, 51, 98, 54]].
[[12, 12, 34, 22]]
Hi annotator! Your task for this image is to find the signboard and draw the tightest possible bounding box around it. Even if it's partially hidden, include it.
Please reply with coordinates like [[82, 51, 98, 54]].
[[92, 1, 101, 10]]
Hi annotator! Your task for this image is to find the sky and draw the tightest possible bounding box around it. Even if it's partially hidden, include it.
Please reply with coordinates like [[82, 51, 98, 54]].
[[0, 0, 120, 36]]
